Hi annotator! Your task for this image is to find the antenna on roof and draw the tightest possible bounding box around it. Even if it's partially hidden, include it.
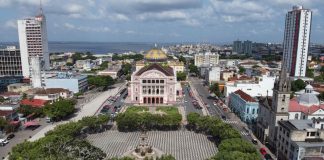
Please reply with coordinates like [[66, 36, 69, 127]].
[[39, 0, 43, 15]]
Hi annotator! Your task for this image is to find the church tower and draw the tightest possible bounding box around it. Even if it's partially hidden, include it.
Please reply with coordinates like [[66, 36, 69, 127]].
[[268, 65, 291, 150]]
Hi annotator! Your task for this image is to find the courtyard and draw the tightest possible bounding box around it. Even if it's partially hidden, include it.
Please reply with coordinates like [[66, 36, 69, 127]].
[[87, 130, 218, 160]]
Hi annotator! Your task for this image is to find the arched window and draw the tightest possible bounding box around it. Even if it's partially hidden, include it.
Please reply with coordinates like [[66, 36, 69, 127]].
[[148, 89, 151, 94], [294, 113, 298, 119]]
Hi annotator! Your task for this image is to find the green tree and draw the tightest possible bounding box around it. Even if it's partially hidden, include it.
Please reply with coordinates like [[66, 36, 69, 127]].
[[120, 63, 132, 75], [210, 83, 221, 97], [318, 92, 324, 101], [0, 117, 8, 132], [157, 155, 176, 160], [43, 99, 75, 120], [239, 66, 246, 74], [0, 96, 5, 103], [291, 79, 306, 92], [189, 64, 199, 75], [19, 105, 44, 117], [88, 75, 115, 88], [320, 66, 324, 73], [178, 56, 186, 64], [306, 67, 314, 78], [176, 71, 187, 81], [66, 62, 73, 66], [22, 93, 28, 99]]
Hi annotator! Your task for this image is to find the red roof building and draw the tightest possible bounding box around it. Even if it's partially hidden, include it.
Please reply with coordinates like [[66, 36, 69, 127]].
[[20, 99, 48, 108], [234, 89, 257, 102]]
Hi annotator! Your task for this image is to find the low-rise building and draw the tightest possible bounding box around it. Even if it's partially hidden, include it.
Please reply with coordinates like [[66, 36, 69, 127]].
[[97, 69, 120, 79], [229, 90, 259, 123], [44, 73, 88, 93], [75, 59, 92, 71], [205, 66, 221, 84], [277, 119, 324, 160], [224, 75, 276, 97], [7, 83, 32, 93], [221, 71, 234, 81], [25, 88, 73, 102]]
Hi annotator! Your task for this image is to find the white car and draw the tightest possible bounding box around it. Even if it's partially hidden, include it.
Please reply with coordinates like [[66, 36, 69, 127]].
[[0, 139, 9, 146]]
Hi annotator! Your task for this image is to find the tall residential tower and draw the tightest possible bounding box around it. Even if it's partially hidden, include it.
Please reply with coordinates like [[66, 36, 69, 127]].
[[17, 7, 49, 78], [282, 5, 312, 77]]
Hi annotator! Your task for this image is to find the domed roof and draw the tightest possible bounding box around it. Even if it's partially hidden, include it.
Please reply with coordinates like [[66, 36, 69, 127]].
[[144, 48, 167, 62], [298, 85, 320, 106]]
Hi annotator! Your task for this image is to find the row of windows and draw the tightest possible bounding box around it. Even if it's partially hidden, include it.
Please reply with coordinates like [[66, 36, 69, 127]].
[[142, 79, 164, 84]]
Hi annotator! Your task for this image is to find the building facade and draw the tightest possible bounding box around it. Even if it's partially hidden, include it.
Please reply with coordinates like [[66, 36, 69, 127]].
[[194, 52, 219, 67], [224, 75, 276, 97], [282, 6, 312, 77], [0, 46, 22, 77], [130, 63, 177, 105], [229, 90, 259, 123], [277, 120, 324, 160], [44, 74, 88, 93], [17, 9, 49, 78], [205, 66, 221, 84]]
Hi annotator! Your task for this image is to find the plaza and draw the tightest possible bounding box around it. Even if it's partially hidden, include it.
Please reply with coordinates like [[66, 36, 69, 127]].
[[87, 130, 218, 160]]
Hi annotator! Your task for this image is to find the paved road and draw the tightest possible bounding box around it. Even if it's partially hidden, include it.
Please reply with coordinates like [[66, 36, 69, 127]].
[[181, 83, 203, 115], [188, 76, 276, 159]]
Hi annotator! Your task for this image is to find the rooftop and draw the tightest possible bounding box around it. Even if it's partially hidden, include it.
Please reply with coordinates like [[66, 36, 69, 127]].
[[279, 120, 313, 131], [135, 63, 174, 76], [233, 90, 257, 102], [20, 99, 48, 108], [0, 110, 15, 117]]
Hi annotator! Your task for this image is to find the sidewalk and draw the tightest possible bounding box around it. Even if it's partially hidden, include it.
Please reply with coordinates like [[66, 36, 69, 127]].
[[188, 81, 209, 116]]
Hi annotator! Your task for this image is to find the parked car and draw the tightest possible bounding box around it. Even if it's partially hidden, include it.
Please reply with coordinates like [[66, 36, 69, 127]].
[[264, 154, 273, 160], [221, 115, 226, 120], [260, 148, 267, 155], [251, 139, 258, 144], [46, 117, 52, 123], [6, 134, 15, 140], [0, 139, 9, 146]]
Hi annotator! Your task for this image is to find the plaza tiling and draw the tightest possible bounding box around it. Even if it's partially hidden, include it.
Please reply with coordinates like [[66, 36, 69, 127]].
[[87, 130, 218, 160]]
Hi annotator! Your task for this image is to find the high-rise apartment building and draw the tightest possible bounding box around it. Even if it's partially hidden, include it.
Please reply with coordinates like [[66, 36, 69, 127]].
[[194, 52, 219, 67], [282, 5, 312, 77], [17, 8, 49, 78], [0, 46, 24, 91], [0, 46, 22, 76], [233, 40, 252, 55]]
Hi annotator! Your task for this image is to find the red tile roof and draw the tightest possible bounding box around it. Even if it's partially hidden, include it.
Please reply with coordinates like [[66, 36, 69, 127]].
[[234, 90, 257, 102], [289, 98, 324, 115], [20, 99, 48, 108]]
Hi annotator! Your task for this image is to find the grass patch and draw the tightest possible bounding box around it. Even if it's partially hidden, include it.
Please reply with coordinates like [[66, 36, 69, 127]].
[[156, 106, 178, 115], [125, 106, 149, 113]]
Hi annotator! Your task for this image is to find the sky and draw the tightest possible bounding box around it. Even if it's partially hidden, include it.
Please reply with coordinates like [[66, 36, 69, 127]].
[[0, 0, 323, 43]]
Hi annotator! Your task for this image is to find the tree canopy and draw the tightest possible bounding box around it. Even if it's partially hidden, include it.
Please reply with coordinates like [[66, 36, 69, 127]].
[[43, 99, 76, 121], [10, 115, 109, 160], [112, 54, 144, 61], [291, 79, 306, 92], [238, 66, 246, 74], [176, 71, 187, 81], [189, 64, 199, 75], [210, 83, 221, 97], [88, 75, 115, 88]]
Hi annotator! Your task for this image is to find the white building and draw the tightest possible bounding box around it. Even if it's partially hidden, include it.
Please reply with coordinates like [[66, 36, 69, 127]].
[[282, 6, 312, 77], [75, 59, 92, 71], [17, 9, 49, 78], [205, 66, 221, 84], [224, 75, 276, 97], [44, 73, 88, 93], [194, 52, 219, 67], [30, 56, 42, 88]]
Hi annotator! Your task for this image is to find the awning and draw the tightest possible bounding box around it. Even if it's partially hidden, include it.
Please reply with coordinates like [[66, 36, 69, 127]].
[[24, 121, 39, 127]]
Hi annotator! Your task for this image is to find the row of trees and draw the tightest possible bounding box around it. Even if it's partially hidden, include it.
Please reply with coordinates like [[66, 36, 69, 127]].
[[186, 113, 260, 160], [209, 83, 222, 97], [116, 107, 182, 131], [10, 115, 109, 160], [189, 64, 199, 75], [112, 54, 144, 61], [88, 75, 115, 88]]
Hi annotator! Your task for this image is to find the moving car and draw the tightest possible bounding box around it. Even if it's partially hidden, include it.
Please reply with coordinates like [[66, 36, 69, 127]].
[[264, 154, 273, 160], [7, 133, 15, 140]]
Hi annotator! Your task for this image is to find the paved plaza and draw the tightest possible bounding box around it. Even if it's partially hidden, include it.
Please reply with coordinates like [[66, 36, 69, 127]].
[[87, 130, 218, 160]]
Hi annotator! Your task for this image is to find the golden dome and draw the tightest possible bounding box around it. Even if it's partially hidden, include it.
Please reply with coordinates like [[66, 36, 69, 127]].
[[144, 48, 168, 62]]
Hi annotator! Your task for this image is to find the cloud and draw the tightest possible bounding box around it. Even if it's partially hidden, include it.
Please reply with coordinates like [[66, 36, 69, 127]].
[[4, 20, 17, 29], [62, 22, 111, 33]]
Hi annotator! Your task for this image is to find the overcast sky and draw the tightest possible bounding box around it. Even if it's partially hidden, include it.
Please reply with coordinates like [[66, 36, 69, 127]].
[[0, 0, 323, 43]]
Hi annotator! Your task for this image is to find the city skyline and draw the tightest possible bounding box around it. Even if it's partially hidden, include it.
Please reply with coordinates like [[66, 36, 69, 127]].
[[0, 0, 324, 43]]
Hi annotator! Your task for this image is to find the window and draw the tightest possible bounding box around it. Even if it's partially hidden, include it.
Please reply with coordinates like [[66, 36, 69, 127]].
[[148, 80, 151, 83], [160, 80, 164, 83], [142, 80, 146, 83], [135, 97, 138, 101], [307, 132, 310, 136], [294, 113, 298, 119], [247, 108, 249, 113], [282, 95, 286, 102], [152, 80, 155, 83], [310, 132, 316, 136], [252, 109, 255, 114]]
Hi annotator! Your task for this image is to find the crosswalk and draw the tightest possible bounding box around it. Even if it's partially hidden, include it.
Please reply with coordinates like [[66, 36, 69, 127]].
[[222, 120, 238, 124], [241, 131, 249, 136]]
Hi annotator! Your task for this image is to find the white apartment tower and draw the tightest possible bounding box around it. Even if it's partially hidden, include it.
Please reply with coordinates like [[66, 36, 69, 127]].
[[282, 5, 312, 77], [17, 6, 49, 78], [194, 52, 219, 67]]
